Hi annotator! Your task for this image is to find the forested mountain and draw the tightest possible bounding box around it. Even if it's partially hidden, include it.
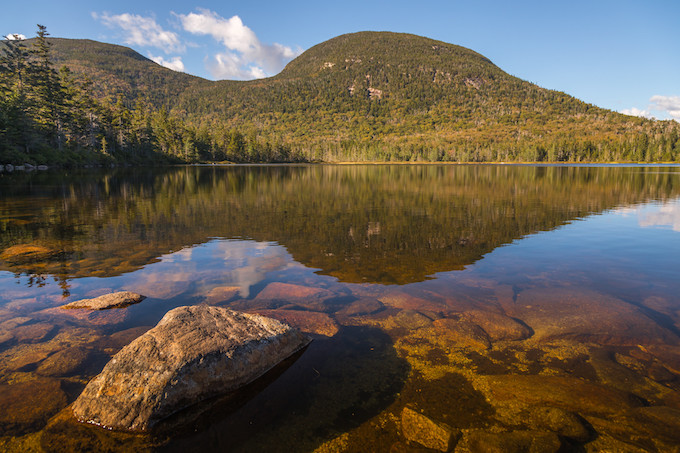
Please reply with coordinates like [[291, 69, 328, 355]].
[[47, 38, 206, 105], [1, 29, 679, 164]]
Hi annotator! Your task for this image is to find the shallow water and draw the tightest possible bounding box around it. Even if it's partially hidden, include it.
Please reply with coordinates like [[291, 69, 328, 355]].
[[1, 164, 679, 452]]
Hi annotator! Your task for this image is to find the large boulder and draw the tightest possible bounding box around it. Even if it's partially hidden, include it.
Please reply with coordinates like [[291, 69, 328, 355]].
[[71, 305, 311, 431]]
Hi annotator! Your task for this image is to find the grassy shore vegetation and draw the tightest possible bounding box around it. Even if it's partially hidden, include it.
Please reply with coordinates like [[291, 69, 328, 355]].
[[1, 28, 679, 165]]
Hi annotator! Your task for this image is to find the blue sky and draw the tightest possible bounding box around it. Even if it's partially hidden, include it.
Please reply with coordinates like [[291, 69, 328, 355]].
[[2, 0, 678, 120]]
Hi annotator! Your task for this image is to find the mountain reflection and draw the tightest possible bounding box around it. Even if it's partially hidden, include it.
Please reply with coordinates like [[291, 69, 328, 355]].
[[1, 165, 679, 285]]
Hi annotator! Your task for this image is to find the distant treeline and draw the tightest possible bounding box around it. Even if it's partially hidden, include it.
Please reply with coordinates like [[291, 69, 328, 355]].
[[1, 27, 679, 165]]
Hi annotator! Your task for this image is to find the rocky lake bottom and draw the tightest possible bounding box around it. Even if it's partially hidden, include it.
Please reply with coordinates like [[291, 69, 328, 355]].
[[1, 165, 679, 452]]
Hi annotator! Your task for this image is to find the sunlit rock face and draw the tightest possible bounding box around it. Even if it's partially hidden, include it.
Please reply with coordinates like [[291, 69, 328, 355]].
[[60, 291, 145, 310], [71, 306, 311, 431]]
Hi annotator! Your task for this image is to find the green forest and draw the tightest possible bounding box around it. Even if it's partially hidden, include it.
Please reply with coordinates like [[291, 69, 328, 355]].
[[0, 26, 302, 165], [1, 27, 679, 165]]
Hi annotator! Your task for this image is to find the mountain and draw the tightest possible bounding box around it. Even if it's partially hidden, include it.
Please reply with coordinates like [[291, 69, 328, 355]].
[[183, 32, 680, 161], [2, 31, 679, 163], [46, 38, 206, 106]]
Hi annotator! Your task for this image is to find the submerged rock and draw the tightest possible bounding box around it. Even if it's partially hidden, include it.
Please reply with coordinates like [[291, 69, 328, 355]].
[[461, 310, 532, 341], [12, 322, 55, 343], [248, 309, 339, 337], [36, 346, 93, 377], [204, 286, 241, 305], [477, 374, 644, 417], [255, 282, 334, 304], [71, 305, 311, 431], [60, 291, 145, 310], [401, 406, 460, 451], [394, 310, 436, 330], [0, 378, 68, 436], [525, 406, 591, 442], [465, 429, 562, 453], [336, 297, 384, 317], [432, 317, 491, 350], [506, 288, 678, 346]]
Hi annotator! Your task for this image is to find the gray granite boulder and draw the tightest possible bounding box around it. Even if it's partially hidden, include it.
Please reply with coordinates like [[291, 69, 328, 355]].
[[71, 305, 311, 431]]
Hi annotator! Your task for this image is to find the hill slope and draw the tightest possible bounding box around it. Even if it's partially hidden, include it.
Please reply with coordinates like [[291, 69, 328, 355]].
[[46, 38, 207, 106], [3, 31, 679, 163], [171, 31, 678, 161]]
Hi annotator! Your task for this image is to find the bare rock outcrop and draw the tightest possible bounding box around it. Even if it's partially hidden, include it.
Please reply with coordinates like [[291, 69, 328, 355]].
[[60, 291, 145, 310], [71, 305, 311, 431]]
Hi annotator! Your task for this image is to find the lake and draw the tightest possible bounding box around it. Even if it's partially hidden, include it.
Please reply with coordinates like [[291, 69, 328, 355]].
[[1, 164, 679, 452]]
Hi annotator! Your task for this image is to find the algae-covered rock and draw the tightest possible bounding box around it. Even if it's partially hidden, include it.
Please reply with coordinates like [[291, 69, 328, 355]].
[[465, 429, 562, 453], [432, 317, 491, 350], [36, 347, 93, 377], [401, 406, 460, 451], [71, 305, 311, 431], [60, 291, 145, 310], [525, 406, 590, 442], [478, 374, 644, 417], [461, 310, 532, 341], [394, 310, 435, 330]]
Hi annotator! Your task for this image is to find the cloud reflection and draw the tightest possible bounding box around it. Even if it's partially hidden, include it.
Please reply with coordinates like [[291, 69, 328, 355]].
[[128, 239, 293, 299], [615, 198, 680, 232], [639, 201, 680, 232]]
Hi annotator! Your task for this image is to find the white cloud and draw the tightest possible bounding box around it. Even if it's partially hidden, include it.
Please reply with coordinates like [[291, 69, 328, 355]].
[[620, 107, 652, 118], [149, 53, 185, 72], [94, 12, 184, 54], [4, 33, 26, 40], [178, 9, 299, 80], [650, 95, 680, 120]]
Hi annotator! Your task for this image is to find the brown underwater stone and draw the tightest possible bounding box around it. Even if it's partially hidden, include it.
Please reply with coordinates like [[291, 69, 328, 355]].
[[204, 286, 241, 305], [256, 282, 334, 302], [465, 429, 562, 453], [336, 298, 384, 317], [12, 322, 55, 343], [525, 406, 591, 442], [401, 406, 460, 452], [0, 378, 68, 436], [378, 291, 446, 312], [40, 306, 130, 326], [71, 305, 311, 431], [461, 310, 532, 342], [477, 374, 644, 417], [36, 346, 93, 377], [432, 317, 491, 351]]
